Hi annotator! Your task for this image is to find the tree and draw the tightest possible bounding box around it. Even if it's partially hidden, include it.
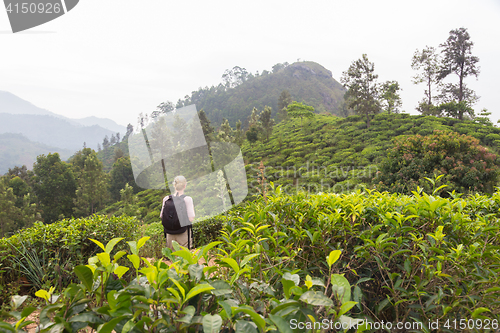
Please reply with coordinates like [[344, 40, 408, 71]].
[[71, 148, 108, 216], [278, 90, 292, 111], [277, 106, 289, 123], [102, 135, 110, 150], [438, 27, 480, 119], [124, 124, 134, 141], [152, 101, 175, 119], [0, 178, 21, 237], [259, 106, 275, 141], [198, 110, 215, 141], [33, 153, 77, 223], [380, 81, 402, 114], [411, 46, 441, 111], [109, 156, 140, 202], [234, 120, 245, 146], [248, 108, 260, 129], [216, 119, 235, 143], [286, 101, 315, 128], [340, 54, 380, 128], [222, 66, 249, 88]]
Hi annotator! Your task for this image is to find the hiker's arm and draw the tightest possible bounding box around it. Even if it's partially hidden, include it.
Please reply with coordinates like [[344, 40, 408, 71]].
[[160, 196, 167, 217], [185, 197, 195, 222]]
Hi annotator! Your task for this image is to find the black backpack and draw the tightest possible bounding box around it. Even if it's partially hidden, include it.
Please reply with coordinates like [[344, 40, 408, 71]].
[[161, 194, 193, 248]]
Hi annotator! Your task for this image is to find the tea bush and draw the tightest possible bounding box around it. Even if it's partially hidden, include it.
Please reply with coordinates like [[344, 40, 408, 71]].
[[2, 188, 500, 331], [0, 215, 139, 307], [1, 237, 364, 332], [219, 185, 500, 329]]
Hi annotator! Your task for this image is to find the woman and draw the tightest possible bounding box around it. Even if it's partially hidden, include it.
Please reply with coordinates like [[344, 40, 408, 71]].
[[160, 175, 195, 249]]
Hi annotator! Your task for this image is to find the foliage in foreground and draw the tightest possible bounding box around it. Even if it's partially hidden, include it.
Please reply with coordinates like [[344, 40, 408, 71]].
[[1, 237, 362, 332], [0, 215, 139, 307], [2, 187, 500, 332]]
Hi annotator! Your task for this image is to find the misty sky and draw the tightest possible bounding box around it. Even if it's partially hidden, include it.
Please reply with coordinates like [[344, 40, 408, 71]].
[[1, 0, 499, 127]]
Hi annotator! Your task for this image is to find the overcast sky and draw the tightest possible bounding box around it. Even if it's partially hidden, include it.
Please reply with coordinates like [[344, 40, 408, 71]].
[[1, 0, 499, 127]]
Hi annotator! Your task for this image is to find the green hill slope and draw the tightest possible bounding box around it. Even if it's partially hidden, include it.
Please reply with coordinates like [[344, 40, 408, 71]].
[[242, 113, 500, 194], [180, 61, 346, 126]]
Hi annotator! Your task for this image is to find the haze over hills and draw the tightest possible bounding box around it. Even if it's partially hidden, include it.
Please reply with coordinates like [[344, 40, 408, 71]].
[[0, 133, 74, 173], [0, 91, 126, 133], [0, 91, 127, 174]]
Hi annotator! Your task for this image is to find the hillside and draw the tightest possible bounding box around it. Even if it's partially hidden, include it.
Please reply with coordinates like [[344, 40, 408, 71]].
[[0, 133, 73, 173], [241, 113, 500, 194], [178, 61, 346, 126]]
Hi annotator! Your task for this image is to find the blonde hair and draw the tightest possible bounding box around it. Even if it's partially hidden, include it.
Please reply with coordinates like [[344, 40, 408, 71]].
[[173, 175, 187, 191]]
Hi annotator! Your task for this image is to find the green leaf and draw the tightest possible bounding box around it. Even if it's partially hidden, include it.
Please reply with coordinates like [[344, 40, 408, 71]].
[[172, 249, 196, 265], [127, 241, 138, 256], [97, 315, 129, 333], [10, 295, 28, 310], [74, 265, 94, 291], [89, 238, 105, 252], [127, 254, 140, 270], [35, 289, 50, 302], [338, 315, 365, 331], [185, 284, 215, 303], [218, 300, 233, 319], [331, 274, 351, 304], [105, 237, 124, 254], [189, 264, 204, 281], [97, 252, 110, 267], [69, 312, 104, 324], [202, 314, 222, 333], [338, 301, 357, 316], [113, 251, 127, 262], [137, 236, 150, 250], [268, 314, 293, 333], [114, 266, 129, 279], [201, 241, 222, 259], [299, 290, 333, 306], [221, 258, 240, 274], [0, 322, 14, 332], [281, 279, 295, 299], [232, 307, 266, 332], [377, 298, 391, 314], [176, 306, 195, 324], [240, 253, 260, 267], [282, 272, 300, 286], [471, 307, 491, 318], [20, 306, 36, 318], [327, 250, 342, 268], [235, 320, 258, 333]]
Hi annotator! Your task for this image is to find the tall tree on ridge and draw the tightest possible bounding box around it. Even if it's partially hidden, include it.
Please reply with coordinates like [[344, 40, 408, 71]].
[[411, 46, 441, 114], [438, 27, 480, 120], [341, 54, 380, 128]]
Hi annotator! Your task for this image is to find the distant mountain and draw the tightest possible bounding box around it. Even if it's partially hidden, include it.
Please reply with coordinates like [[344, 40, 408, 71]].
[[0, 133, 73, 174], [0, 90, 60, 117], [178, 61, 347, 126], [0, 90, 125, 133], [71, 116, 126, 134], [0, 113, 115, 151]]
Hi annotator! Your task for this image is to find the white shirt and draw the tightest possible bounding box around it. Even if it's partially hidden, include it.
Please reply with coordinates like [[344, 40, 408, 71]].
[[160, 194, 195, 222]]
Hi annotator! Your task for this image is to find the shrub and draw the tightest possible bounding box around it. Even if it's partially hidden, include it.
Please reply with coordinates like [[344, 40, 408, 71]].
[[377, 130, 500, 195], [0, 215, 138, 305]]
